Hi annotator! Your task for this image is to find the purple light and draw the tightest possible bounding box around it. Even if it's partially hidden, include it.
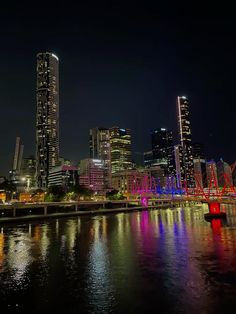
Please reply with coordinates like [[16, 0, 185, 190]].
[[141, 197, 148, 207]]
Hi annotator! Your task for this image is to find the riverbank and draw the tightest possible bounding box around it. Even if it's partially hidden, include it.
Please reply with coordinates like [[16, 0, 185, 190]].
[[0, 202, 184, 224]]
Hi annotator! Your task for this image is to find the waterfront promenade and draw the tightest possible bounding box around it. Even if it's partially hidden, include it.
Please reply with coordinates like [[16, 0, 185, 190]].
[[0, 197, 235, 223], [0, 198, 197, 223]]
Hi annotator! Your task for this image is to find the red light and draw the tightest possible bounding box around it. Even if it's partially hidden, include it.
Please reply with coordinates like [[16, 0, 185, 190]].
[[209, 202, 221, 214]]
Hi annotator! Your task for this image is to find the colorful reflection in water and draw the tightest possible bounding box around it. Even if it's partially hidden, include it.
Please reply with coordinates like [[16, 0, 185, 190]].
[[0, 205, 236, 313]]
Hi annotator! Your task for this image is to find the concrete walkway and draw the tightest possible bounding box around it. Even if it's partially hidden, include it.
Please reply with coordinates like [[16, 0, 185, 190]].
[[0, 202, 181, 224]]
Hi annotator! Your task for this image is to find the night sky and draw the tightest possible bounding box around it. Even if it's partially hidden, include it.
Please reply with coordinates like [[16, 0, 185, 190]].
[[0, 2, 235, 175]]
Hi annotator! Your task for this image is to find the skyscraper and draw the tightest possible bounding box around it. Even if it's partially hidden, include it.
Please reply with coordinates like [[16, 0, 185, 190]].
[[151, 128, 174, 175], [192, 142, 207, 188], [110, 126, 132, 174], [216, 159, 233, 187], [21, 155, 36, 188], [9, 137, 24, 184], [176, 96, 194, 187], [174, 144, 184, 189], [36, 52, 59, 189], [89, 127, 111, 188]]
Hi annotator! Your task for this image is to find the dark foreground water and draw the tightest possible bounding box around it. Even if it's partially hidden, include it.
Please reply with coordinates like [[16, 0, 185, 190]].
[[1, 204, 236, 313]]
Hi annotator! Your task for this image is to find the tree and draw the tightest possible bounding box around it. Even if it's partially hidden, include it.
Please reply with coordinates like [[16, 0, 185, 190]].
[[45, 185, 66, 202], [67, 185, 93, 200], [106, 189, 125, 200], [0, 179, 16, 200]]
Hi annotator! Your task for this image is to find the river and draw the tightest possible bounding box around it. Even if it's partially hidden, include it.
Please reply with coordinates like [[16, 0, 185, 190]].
[[0, 204, 236, 313]]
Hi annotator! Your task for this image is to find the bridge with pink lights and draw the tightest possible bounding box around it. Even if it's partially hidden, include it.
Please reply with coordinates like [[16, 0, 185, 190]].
[[130, 162, 236, 218]]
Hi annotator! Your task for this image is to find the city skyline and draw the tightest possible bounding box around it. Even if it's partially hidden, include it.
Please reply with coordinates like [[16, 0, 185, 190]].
[[0, 3, 235, 176]]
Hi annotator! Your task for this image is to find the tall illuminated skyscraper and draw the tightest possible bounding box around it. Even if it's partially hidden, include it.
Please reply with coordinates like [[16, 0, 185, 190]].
[[176, 96, 194, 187], [36, 52, 59, 188], [89, 127, 111, 188], [110, 126, 132, 174], [151, 128, 174, 175]]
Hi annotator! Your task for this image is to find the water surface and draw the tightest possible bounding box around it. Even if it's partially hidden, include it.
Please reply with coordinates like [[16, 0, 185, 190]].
[[1, 204, 236, 313]]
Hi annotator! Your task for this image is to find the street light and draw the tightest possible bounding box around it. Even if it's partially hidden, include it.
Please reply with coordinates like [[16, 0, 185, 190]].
[[21, 177, 31, 192]]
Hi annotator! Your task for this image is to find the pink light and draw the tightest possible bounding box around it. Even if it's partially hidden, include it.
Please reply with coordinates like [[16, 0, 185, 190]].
[[141, 197, 148, 207]]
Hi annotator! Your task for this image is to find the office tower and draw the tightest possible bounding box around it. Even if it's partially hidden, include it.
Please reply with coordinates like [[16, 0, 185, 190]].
[[12, 137, 24, 174], [193, 159, 207, 188], [110, 127, 132, 174], [176, 96, 194, 187], [151, 128, 174, 175], [143, 151, 153, 167], [216, 159, 233, 187], [79, 159, 105, 193], [9, 137, 24, 183], [192, 142, 205, 159], [111, 169, 148, 195], [232, 163, 236, 187], [192, 142, 207, 188], [21, 156, 36, 188], [48, 165, 79, 188], [174, 145, 184, 189], [58, 157, 72, 166], [206, 160, 218, 188], [89, 128, 111, 188], [36, 52, 59, 189], [12, 137, 20, 172]]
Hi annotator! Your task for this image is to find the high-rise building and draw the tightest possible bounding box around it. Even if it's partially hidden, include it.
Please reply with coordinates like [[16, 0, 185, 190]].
[[143, 151, 154, 167], [36, 52, 59, 189], [48, 165, 79, 188], [9, 137, 24, 184], [206, 160, 218, 188], [111, 169, 148, 195], [193, 158, 207, 188], [79, 159, 105, 194], [174, 144, 184, 189], [192, 142, 205, 159], [216, 159, 233, 187], [232, 163, 236, 187], [20, 155, 36, 188], [89, 128, 111, 188], [58, 157, 72, 166], [151, 128, 174, 175], [110, 126, 132, 174], [192, 142, 207, 188], [176, 96, 194, 187]]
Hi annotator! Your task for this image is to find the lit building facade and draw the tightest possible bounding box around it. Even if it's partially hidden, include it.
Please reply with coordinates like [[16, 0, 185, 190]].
[[58, 157, 72, 166], [232, 163, 236, 187], [9, 137, 24, 184], [143, 151, 153, 167], [193, 158, 207, 188], [174, 144, 184, 189], [146, 165, 166, 188], [192, 142, 207, 188], [176, 96, 194, 187], [36, 52, 59, 189], [111, 169, 148, 195], [48, 165, 79, 188], [192, 142, 205, 159], [110, 127, 132, 174], [79, 159, 105, 193], [20, 156, 36, 188], [206, 160, 218, 188], [89, 127, 111, 189], [151, 128, 174, 175], [216, 159, 233, 187]]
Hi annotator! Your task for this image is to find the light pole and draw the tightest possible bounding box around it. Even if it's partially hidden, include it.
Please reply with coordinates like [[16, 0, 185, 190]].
[[26, 178, 30, 192], [21, 177, 30, 192]]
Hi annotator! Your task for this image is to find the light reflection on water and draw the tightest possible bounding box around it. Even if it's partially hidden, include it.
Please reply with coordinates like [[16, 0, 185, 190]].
[[0, 205, 236, 313]]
